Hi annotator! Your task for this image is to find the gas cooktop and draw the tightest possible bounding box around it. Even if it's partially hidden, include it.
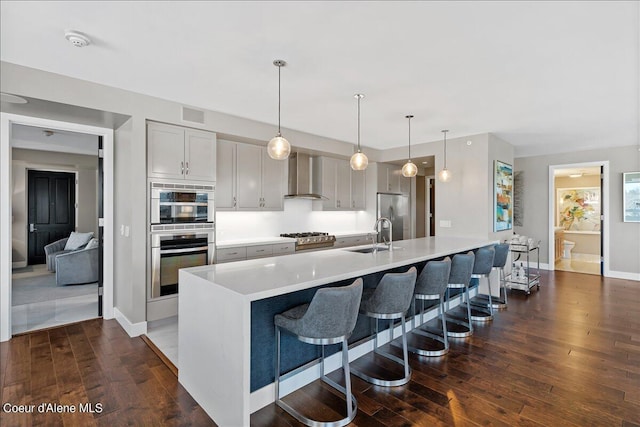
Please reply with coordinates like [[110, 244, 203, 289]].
[[280, 232, 336, 250]]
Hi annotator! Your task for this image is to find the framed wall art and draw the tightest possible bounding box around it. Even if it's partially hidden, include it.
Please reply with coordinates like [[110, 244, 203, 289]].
[[557, 187, 601, 231], [623, 172, 640, 222], [494, 160, 513, 231]]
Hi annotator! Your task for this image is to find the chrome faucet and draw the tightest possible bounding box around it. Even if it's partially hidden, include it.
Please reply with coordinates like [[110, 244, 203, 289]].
[[373, 217, 393, 252]]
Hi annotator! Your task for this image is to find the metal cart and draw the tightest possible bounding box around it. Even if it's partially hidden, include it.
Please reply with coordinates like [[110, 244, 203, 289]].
[[505, 243, 540, 295]]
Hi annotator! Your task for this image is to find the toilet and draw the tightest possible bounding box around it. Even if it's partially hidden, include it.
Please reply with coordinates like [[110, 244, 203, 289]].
[[562, 240, 575, 259]]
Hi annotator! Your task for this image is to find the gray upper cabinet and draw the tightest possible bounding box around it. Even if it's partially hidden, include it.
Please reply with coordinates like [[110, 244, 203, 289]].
[[315, 156, 364, 211], [216, 139, 237, 210], [378, 162, 410, 194], [236, 144, 262, 210], [217, 140, 287, 211], [351, 169, 366, 210], [147, 122, 216, 182]]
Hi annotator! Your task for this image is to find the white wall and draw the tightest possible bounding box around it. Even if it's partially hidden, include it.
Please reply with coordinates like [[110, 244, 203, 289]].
[[11, 148, 98, 265], [515, 145, 640, 277]]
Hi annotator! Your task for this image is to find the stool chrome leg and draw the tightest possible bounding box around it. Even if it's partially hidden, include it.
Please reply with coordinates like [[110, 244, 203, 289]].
[[275, 331, 358, 427], [467, 275, 494, 322], [407, 295, 450, 356], [444, 285, 474, 337], [353, 316, 412, 386]]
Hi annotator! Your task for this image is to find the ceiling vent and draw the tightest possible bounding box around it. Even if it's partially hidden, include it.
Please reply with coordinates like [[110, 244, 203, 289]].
[[64, 30, 91, 48], [182, 107, 205, 124]]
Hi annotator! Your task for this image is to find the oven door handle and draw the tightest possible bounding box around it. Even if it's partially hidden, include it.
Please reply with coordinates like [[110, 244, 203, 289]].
[[160, 246, 209, 255]]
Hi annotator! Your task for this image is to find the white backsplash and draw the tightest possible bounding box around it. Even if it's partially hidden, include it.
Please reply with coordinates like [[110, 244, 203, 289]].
[[216, 198, 375, 240]]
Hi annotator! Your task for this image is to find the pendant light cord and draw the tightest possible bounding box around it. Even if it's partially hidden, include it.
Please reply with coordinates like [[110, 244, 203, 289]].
[[357, 96, 361, 151], [277, 64, 281, 135], [443, 130, 448, 168], [408, 116, 412, 160]]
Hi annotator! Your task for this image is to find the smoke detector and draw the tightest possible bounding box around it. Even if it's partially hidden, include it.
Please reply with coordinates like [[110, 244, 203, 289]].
[[64, 30, 91, 48], [43, 130, 55, 137]]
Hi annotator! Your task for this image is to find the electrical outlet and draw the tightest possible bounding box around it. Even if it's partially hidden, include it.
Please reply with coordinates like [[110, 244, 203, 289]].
[[440, 220, 452, 228]]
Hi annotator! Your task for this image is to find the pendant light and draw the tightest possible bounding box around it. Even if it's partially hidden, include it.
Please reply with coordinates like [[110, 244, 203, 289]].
[[350, 93, 368, 171], [437, 129, 452, 182], [267, 59, 291, 160], [401, 115, 418, 178]]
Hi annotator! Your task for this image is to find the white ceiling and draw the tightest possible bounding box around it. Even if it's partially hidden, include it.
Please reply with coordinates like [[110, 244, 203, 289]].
[[1, 1, 638, 157]]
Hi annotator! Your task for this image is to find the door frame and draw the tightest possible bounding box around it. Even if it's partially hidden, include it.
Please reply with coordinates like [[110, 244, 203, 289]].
[[548, 161, 609, 276], [0, 113, 115, 341]]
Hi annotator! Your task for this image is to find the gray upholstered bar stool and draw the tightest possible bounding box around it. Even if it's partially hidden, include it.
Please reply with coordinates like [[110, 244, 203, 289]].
[[351, 267, 417, 387], [467, 246, 496, 322], [491, 243, 510, 310], [407, 258, 452, 357], [444, 251, 475, 338], [274, 278, 363, 427]]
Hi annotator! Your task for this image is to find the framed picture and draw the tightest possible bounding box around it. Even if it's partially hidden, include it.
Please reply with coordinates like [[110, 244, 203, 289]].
[[494, 160, 513, 231], [556, 187, 601, 231], [623, 172, 640, 222]]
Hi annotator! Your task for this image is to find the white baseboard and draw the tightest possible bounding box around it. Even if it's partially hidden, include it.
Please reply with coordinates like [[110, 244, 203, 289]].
[[114, 307, 147, 337], [249, 291, 472, 413], [606, 270, 640, 281]]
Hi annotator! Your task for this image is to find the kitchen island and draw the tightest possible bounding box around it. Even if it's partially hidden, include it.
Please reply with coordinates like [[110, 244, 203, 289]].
[[179, 236, 496, 426]]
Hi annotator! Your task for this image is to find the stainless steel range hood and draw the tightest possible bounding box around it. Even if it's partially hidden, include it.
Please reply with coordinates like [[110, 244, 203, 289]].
[[285, 152, 326, 199]]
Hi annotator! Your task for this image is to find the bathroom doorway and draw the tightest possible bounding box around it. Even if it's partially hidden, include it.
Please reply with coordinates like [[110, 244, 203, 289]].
[[549, 162, 608, 276]]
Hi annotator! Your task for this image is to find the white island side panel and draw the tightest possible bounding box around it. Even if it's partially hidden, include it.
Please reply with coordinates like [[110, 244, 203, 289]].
[[178, 270, 251, 427]]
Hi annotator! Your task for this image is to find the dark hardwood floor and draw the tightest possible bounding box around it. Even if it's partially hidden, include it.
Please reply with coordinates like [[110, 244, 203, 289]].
[[1, 270, 639, 426]]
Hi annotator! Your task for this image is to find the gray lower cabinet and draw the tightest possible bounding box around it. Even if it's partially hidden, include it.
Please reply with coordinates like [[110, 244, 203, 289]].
[[334, 234, 374, 248], [216, 242, 294, 263]]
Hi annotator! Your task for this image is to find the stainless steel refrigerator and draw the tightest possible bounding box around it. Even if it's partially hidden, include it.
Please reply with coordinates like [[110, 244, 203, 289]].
[[376, 192, 408, 243]]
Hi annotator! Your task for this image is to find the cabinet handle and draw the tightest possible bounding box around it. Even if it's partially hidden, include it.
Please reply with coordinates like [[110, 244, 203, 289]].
[[256, 249, 265, 252], [229, 252, 237, 255], [186, 161, 189, 175], [352, 201, 355, 208], [181, 161, 184, 175], [233, 197, 237, 208]]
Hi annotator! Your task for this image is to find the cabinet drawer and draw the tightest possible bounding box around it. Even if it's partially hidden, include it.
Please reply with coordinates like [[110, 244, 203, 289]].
[[216, 247, 247, 263], [272, 242, 295, 255], [247, 244, 273, 259]]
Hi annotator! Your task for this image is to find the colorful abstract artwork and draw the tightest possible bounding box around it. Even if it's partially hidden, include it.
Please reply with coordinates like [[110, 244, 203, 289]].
[[494, 160, 513, 231], [623, 172, 640, 222], [557, 187, 601, 231]]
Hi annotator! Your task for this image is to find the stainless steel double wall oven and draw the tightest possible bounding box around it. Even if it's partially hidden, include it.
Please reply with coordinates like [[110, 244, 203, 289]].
[[149, 182, 215, 299]]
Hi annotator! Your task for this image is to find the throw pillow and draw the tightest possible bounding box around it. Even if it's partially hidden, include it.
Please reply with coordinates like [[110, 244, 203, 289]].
[[64, 231, 94, 250], [85, 238, 99, 250]]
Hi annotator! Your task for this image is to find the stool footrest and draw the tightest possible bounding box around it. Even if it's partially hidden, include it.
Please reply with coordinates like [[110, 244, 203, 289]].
[[404, 327, 449, 356]]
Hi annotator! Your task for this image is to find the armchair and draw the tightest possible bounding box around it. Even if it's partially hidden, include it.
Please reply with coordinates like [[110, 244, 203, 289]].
[[55, 247, 99, 286], [44, 238, 72, 272]]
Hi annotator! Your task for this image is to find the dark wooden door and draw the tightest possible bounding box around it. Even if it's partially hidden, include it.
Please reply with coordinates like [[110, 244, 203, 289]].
[[27, 170, 76, 265]]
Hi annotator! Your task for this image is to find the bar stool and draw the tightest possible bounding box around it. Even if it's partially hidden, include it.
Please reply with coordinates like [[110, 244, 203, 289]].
[[491, 243, 510, 310], [351, 267, 417, 387], [274, 278, 363, 427], [408, 258, 452, 357], [467, 246, 496, 322], [444, 251, 475, 337]]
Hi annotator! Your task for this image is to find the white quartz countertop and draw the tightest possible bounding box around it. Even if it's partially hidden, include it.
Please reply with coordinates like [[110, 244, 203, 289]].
[[184, 236, 496, 301], [216, 236, 296, 249]]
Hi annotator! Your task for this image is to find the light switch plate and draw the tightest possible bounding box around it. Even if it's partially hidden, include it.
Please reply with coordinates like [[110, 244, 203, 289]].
[[440, 220, 452, 228]]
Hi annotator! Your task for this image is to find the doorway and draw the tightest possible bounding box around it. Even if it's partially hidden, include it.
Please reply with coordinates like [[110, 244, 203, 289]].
[[0, 113, 114, 341], [11, 128, 100, 334], [548, 162, 609, 276]]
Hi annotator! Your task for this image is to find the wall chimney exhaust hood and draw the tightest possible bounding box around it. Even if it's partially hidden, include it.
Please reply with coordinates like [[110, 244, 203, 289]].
[[285, 152, 326, 200]]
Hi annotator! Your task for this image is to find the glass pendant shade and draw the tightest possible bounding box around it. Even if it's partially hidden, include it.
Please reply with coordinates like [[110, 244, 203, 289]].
[[350, 150, 368, 170], [402, 160, 418, 177], [351, 93, 368, 171], [438, 129, 451, 182], [268, 59, 290, 160], [267, 134, 291, 160], [402, 114, 417, 177], [438, 167, 452, 182]]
